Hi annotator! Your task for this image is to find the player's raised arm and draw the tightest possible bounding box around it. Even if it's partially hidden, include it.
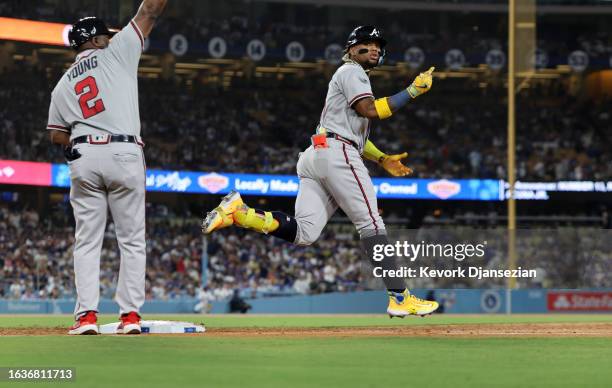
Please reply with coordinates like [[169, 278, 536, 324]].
[[353, 67, 435, 120], [133, 0, 168, 38]]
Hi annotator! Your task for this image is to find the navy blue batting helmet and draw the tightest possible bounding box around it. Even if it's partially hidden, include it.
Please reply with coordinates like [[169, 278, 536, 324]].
[[345, 25, 387, 66], [68, 17, 116, 50], [345, 26, 387, 50]]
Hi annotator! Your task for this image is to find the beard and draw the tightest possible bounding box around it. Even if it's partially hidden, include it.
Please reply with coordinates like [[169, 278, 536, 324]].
[[362, 58, 379, 69]]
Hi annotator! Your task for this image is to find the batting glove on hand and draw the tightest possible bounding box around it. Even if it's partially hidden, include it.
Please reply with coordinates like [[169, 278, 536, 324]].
[[63, 146, 82, 162], [407, 66, 435, 98], [380, 152, 413, 177]]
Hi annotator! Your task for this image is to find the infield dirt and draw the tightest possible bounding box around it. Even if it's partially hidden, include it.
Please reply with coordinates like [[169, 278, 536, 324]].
[[2, 322, 611, 337]]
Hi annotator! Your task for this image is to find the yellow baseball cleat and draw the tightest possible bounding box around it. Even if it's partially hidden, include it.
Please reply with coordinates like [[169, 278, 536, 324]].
[[202, 190, 244, 234], [387, 290, 439, 318]]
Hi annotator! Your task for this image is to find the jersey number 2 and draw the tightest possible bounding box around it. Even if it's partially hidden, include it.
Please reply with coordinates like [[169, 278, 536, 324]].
[[75, 76, 105, 119]]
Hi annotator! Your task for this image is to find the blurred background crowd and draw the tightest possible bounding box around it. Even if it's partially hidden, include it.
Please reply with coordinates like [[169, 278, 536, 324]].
[[1, 202, 608, 301], [0, 202, 362, 301], [2, 1, 612, 62], [1, 1, 611, 180], [1, 66, 610, 180]]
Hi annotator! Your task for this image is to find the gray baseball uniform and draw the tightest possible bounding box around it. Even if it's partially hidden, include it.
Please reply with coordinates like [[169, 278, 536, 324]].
[[293, 61, 384, 245], [47, 20, 146, 318], [318, 62, 373, 151]]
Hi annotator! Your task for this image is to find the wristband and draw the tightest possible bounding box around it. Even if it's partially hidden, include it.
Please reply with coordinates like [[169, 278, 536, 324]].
[[374, 98, 393, 119], [389, 87, 413, 108], [363, 140, 387, 163]]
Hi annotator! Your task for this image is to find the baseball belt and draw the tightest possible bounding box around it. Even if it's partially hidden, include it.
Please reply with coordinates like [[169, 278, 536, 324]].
[[71, 134, 144, 147], [325, 132, 358, 150]]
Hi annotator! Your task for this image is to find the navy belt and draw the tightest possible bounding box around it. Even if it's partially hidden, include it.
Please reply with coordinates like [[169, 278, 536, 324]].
[[326, 132, 358, 150], [72, 135, 144, 146]]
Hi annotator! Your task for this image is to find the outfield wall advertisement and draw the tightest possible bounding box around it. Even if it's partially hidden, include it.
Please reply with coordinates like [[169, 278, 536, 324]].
[[138, 170, 502, 200], [5, 159, 503, 201], [0, 160, 52, 187], [1, 289, 611, 314], [547, 291, 612, 312], [2, 159, 612, 201]]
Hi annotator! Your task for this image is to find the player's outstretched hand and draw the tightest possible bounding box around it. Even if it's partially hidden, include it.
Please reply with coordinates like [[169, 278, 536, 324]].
[[407, 66, 435, 98], [381, 152, 413, 177]]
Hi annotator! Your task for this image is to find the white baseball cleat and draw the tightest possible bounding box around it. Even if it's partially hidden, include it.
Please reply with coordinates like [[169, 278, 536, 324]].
[[202, 190, 244, 234]]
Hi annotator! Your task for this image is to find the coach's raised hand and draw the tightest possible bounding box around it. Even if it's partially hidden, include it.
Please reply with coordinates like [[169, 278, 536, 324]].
[[407, 66, 435, 98], [134, 0, 168, 38]]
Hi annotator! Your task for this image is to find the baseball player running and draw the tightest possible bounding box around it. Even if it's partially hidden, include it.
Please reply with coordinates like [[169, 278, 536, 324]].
[[203, 26, 439, 317], [47, 0, 167, 335]]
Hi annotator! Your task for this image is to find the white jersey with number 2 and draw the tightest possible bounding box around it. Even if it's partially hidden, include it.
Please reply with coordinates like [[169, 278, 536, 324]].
[[47, 20, 145, 139]]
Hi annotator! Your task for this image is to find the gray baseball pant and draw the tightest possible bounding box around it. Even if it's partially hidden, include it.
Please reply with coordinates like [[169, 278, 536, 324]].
[[292, 138, 406, 290], [294, 138, 385, 245], [69, 141, 146, 319]]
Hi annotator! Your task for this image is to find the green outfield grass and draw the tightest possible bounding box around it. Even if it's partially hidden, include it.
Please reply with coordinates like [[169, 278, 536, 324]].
[[3, 313, 612, 328], [1, 314, 611, 388]]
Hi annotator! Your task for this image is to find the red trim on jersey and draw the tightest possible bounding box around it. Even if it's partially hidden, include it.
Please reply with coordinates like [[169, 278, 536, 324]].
[[342, 143, 379, 231], [130, 20, 144, 50], [47, 124, 70, 131], [333, 134, 355, 148], [342, 143, 350, 164], [69, 49, 99, 70], [348, 93, 373, 107]]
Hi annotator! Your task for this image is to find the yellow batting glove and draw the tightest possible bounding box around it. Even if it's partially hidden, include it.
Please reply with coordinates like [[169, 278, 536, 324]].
[[381, 152, 413, 177], [407, 66, 435, 98]]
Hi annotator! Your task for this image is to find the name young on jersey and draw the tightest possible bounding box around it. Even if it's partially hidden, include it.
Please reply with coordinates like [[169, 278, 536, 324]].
[[67, 56, 99, 81]]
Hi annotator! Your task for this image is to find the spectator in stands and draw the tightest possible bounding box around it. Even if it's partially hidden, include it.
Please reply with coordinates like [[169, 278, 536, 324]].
[[228, 289, 252, 314]]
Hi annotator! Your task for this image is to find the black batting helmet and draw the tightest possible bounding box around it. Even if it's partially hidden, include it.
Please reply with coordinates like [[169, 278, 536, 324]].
[[345, 25, 387, 66], [68, 17, 116, 50]]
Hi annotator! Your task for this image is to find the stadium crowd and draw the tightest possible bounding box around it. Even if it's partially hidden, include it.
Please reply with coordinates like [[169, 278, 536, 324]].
[[1, 203, 609, 300], [2, 1, 610, 63], [0, 64, 611, 181], [2, 1, 612, 181], [0, 203, 364, 301]]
